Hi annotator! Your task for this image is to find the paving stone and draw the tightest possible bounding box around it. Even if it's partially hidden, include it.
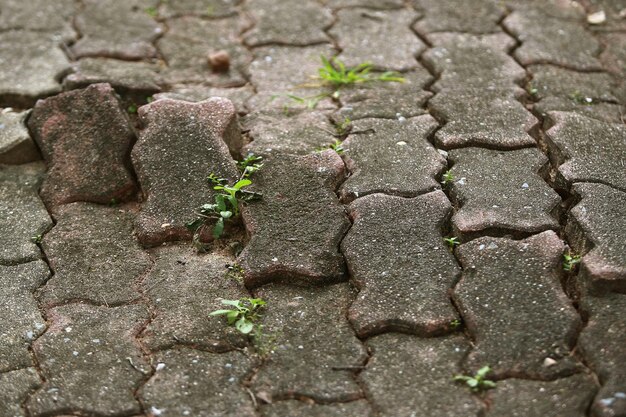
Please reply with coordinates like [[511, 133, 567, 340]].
[[453, 231, 582, 379], [598, 33, 626, 76], [578, 293, 626, 417], [528, 65, 618, 103], [0, 261, 49, 373], [412, 0, 506, 34], [486, 373, 597, 417], [323, 0, 404, 8], [0, 109, 40, 165], [27, 304, 149, 416], [430, 88, 538, 150], [238, 151, 349, 287], [261, 400, 373, 417], [583, 0, 626, 32], [0, 163, 52, 265], [342, 191, 460, 337], [448, 147, 560, 239], [0, 0, 75, 36], [330, 8, 424, 71], [154, 84, 254, 113], [28, 83, 137, 208], [140, 348, 256, 417], [504, 0, 587, 19], [339, 116, 444, 202], [243, 0, 332, 46], [0, 368, 41, 417], [132, 98, 241, 247], [252, 283, 367, 402], [534, 96, 625, 124], [362, 334, 481, 417], [160, 0, 239, 17], [140, 245, 249, 352]]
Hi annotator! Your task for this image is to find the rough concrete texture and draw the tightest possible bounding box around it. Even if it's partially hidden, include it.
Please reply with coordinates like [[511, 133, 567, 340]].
[[0, 109, 40, 164], [342, 192, 460, 337], [534, 97, 625, 125], [28, 83, 137, 208], [0, 368, 41, 417], [598, 32, 626, 76], [324, 0, 403, 8], [339, 116, 444, 202], [412, 0, 506, 34], [0, 0, 75, 37], [528, 65, 618, 103], [154, 84, 255, 113], [238, 151, 350, 287], [253, 283, 367, 402], [160, 0, 240, 18], [132, 98, 241, 246], [584, 0, 626, 32], [454, 232, 581, 379], [261, 400, 373, 417]]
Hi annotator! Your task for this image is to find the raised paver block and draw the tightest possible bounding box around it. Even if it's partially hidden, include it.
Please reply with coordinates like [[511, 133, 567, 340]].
[[154, 84, 254, 114], [239, 151, 349, 287], [0, 368, 41, 417], [261, 400, 373, 417], [448, 147, 560, 239], [0, 109, 40, 164], [342, 191, 460, 337], [160, 0, 239, 18], [362, 334, 481, 417], [37, 203, 151, 307], [0, 0, 75, 37], [252, 283, 367, 402], [28, 83, 137, 208], [0, 261, 49, 373], [412, 0, 506, 34], [27, 304, 149, 416], [453, 231, 581, 379], [339, 116, 444, 202], [132, 98, 241, 246], [140, 348, 256, 417]]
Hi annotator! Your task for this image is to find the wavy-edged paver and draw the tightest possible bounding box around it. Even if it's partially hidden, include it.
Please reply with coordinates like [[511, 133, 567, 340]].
[[0, 109, 40, 164], [154, 84, 255, 113], [412, 0, 506, 34], [0, 0, 75, 37], [261, 400, 373, 417], [0, 368, 41, 417]]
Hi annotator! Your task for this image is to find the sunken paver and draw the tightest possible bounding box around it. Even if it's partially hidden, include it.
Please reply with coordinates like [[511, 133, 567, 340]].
[[27, 304, 149, 416], [0, 109, 40, 165], [0, 261, 49, 373], [339, 116, 444, 202], [252, 283, 368, 403], [28, 83, 137, 208], [238, 151, 350, 287], [0, 163, 53, 265], [341, 191, 460, 337], [544, 111, 626, 192], [154, 84, 255, 113], [453, 231, 581, 379], [448, 147, 560, 239], [132, 98, 241, 247], [160, 0, 239, 18], [140, 348, 256, 417], [362, 334, 481, 417], [140, 245, 249, 352], [566, 183, 626, 294], [37, 203, 151, 307], [412, 0, 506, 34], [243, 0, 332, 46], [578, 293, 626, 417], [0, 0, 75, 37], [330, 8, 424, 71], [0, 368, 41, 417], [261, 400, 373, 417]]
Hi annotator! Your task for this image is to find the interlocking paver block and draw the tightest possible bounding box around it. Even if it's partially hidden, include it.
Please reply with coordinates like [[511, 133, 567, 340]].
[[140, 348, 256, 417], [412, 0, 506, 34], [324, 0, 403, 8], [154, 84, 254, 113], [28, 83, 137, 208], [0, 0, 75, 37], [454, 231, 581, 379], [0, 109, 40, 165], [362, 334, 481, 417], [448, 147, 560, 239], [27, 304, 149, 416], [132, 98, 241, 247], [341, 191, 460, 337], [239, 151, 349, 287], [535, 97, 624, 125], [339, 116, 444, 202], [253, 283, 367, 402], [0, 261, 49, 372], [0, 368, 41, 417], [160, 0, 239, 18], [261, 400, 373, 417]]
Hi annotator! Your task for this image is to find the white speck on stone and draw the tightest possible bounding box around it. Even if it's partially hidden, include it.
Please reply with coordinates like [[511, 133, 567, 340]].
[[479, 244, 486, 250], [35, 322, 45, 330], [396, 141, 407, 146], [587, 10, 606, 24], [65, 327, 72, 333], [272, 257, 278, 262], [72, 351, 79, 356], [600, 398, 615, 406], [522, 183, 529, 189], [264, 55, 272, 63], [543, 357, 557, 367], [25, 331, 34, 340], [437, 149, 448, 158], [156, 363, 165, 371], [151, 406, 164, 416], [161, 223, 171, 228], [615, 392, 626, 399], [457, 177, 466, 185], [298, 345, 304, 349], [487, 242, 498, 250]]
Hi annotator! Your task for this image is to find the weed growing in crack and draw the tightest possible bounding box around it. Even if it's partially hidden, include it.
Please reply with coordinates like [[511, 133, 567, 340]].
[[30, 234, 42, 244], [210, 298, 266, 334], [315, 139, 345, 155], [225, 263, 245, 283], [253, 325, 280, 358], [441, 170, 455, 187], [450, 318, 462, 330], [144, 6, 158, 17], [563, 253, 582, 271], [444, 236, 460, 249], [334, 117, 352, 137], [454, 366, 496, 393], [570, 91, 595, 105]]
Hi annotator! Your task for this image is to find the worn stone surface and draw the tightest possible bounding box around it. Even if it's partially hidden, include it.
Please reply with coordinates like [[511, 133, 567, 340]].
[[324, 0, 404, 8], [239, 151, 349, 287], [584, 0, 626, 32], [598, 33, 626, 76], [0, 368, 41, 417], [28, 83, 137, 208], [154, 84, 255, 113], [448, 147, 560, 239], [0, 261, 49, 373], [132, 98, 241, 246], [63, 58, 163, 94], [261, 400, 373, 417], [0, 0, 75, 37], [253, 283, 367, 402], [27, 304, 149, 416], [528, 65, 617, 103], [0, 109, 40, 164], [342, 191, 460, 337], [339, 116, 444, 202], [412, 0, 506, 34], [160, 0, 239, 17], [534, 97, 625, 124], [454, 231, 581, 379]]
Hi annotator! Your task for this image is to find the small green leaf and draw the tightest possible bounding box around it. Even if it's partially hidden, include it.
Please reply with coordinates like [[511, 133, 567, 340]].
[[234, 179, 252, 189], [220, 299, 240, 307], [236, 318, 254, 334], [213, 217, 224, 239], [220, 210, 233, 219], [209, 309, 232, 316], [185, 219, 203, 232]]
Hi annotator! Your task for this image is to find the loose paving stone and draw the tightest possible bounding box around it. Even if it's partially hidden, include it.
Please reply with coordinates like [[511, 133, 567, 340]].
[[243, 0, 332, 46], [362, 334, 481, 417], [339, 116, 444, 202], [566, 183, 626, 294], [528, 65, 618, 103], [454, 231, 582, 379], [252, 283, 367, 402], [160, 0, 239, 17], [140, 348, 256, 417], [330, 8, 424, 71], [0, 163, 52, 265], [132, 98, 241, 247], [261, 400, 373, 417], [0, 109, 40, 164], [140, 245, 249, 352], [0, 0, 75, 37], [0, 261, 49, 372], [534, 96, 625, 124], [28, 83, 137, 208], [27, 304, 149, 416], [0, 368, 41, 417], [412, 0, 506, 34], [342, 191, 460, 337], [448, 147, 560, 239], [154, 84, 255, 113], [238, 151, 349, 287], [37, 203, 151, 307]]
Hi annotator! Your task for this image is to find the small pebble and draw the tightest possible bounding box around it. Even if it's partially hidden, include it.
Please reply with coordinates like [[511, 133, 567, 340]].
[[208, 50, 230, 72]]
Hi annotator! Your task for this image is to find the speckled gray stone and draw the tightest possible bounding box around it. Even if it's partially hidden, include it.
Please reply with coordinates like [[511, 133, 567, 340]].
[[63, 58, 163, 94], [154, 84, 255, 114], [261, 400, 373, 417], [528, 65, 617, 103], [160, 0, 239, 18], [323, 0, 403, 8], [0, 0, 75, 37], [0, 368, 41, 417], [534, 97, 624, 124], [412, 0, 506, 34], [0, 109, 40, 164], [598, 32, 626, 76]]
